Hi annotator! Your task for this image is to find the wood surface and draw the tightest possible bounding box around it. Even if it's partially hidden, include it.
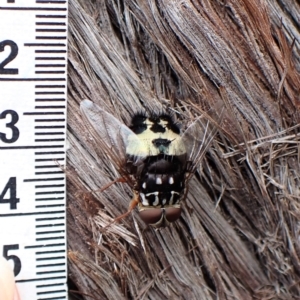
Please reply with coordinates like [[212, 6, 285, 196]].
[[67, 0, 300, 299]]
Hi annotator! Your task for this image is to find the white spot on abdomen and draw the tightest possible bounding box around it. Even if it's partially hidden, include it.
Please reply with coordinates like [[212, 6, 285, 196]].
[[156, 177, 162, 184], [169, 192, 174, 205], [169, 191, 180, 205], [146, 191, 159, 206], [169, 177, 174, 184], [142, 182, 146, 189], [140, 193, 149, 206]]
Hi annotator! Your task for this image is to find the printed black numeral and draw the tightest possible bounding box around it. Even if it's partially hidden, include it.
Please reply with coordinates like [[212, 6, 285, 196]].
[[0, 110, 19, 143], [0, 40, 18, 75], [0, 177, 19, 209], [3, 245, 21, 276]]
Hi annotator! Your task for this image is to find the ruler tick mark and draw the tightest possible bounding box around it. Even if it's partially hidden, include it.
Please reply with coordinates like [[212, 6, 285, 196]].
[[35, 158, 64, 161], [36, 198, 64, 202], [35, 217, 65, 221], [36, 22, 66, 26], [35, 50, 66, 53], [36, 36, 67, 40], [35, 64, 66, 67], [35, 98, 65, 101], [35, 118, 65, 122], [0, 145, 63, 149], [16, 276, 66, 283], [36, 0, 67, 3], [35, 126, 65, 129], [35, 85, 65, 88], [35, 71, 65, 74], [36, 225, 64, 230], [35, 93, 65, 95], [36, 230, 65, 235], [35, 106, 66, 109], [36, 283, 65, 288], [24, 177, 64, 182], [35, 138, 65, 142], [36, 15, 66, 18], [0, 7, 67, 11], [35, 184, 65, 188], [35, 57, 65, 60], [35, 132, 65, 135], [25, 43, 66, 47], [36, 29, 67, 32], [1, 211, 65, 217], [36, 289, 67, 295], [36, 269, 66, 275], [35, 151, 65, 154], [26, 243, 65, 249], [24, 112, 64, 115], [0, 78, 66, 81], [35, 171, 64, 175], [34, 165, 62, 170], [35, 191, 65, 195]]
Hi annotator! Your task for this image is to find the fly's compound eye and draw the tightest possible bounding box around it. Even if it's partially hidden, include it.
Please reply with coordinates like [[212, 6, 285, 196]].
[[139, 208, 163, 225], [139, 207, 182, 227], [164, 207, 181, 222]]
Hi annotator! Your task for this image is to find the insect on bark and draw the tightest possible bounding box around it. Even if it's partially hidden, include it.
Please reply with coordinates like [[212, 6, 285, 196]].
[[80, 99, 219, 228]]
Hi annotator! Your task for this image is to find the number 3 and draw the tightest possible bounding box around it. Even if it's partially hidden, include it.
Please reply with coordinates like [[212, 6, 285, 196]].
[[0, 110, 19, 143]]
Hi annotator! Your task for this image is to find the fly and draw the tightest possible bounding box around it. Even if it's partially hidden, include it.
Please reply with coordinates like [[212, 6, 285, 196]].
[[80, 99, 219, 228]]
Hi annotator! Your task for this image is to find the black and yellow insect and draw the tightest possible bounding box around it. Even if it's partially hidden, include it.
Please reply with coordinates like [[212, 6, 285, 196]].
[[81, 100, 216, 228]]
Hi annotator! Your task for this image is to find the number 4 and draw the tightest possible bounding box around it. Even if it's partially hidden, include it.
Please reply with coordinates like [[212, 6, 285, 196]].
[[0, 177, 19, 209]]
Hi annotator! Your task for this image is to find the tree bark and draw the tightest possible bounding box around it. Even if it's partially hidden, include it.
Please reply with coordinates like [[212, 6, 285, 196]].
[[67, 0, 300, 299]]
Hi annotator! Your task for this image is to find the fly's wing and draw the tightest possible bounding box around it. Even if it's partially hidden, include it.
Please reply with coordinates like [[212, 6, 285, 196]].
[[182, 114, 220, 182], [80, 100, 145, 170]]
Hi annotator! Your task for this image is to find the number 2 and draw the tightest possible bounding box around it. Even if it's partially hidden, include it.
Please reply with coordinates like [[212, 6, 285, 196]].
[[0, 40, 18, 75]]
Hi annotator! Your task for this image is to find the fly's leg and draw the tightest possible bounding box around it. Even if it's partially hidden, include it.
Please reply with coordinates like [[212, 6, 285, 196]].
[[98, 177, 127, 192], [113, 190, 139, 223], [95, 177, 127, 193], [80, 177, 127, 197], [103, 190, 139, 230], [75, 177, 127, 199]]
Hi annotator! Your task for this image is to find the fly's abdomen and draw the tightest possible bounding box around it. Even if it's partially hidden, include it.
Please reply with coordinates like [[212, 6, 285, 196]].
[[138, 161, 185, 207]]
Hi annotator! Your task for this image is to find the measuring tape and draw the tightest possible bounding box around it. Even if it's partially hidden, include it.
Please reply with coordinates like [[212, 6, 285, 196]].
[[0, 1, 68, 299]]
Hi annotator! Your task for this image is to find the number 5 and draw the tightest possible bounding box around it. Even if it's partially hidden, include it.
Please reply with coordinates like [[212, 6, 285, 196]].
[[3, 244, 21, 276]]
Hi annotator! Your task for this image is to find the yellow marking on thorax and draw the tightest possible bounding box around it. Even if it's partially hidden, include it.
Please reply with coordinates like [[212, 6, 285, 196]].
[[126, 122, 186, 157]]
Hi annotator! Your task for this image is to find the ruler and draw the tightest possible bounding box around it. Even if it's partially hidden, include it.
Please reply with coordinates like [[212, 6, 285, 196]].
[[0, 1, 68, 299]]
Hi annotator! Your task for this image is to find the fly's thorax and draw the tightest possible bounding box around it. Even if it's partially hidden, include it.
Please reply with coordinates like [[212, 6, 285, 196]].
[[126, 130, 186, 157], [126, 113, 186, 157]]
